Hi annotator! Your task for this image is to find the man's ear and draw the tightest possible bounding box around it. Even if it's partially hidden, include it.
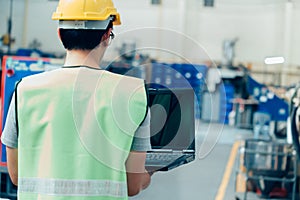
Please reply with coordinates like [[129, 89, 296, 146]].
[[57, 28, 61, 40], [101, 28, 112, 46], [104, 28, 112, 40]]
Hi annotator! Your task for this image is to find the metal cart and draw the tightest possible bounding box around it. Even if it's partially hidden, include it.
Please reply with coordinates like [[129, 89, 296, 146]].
[[235, 139, 297, 200]]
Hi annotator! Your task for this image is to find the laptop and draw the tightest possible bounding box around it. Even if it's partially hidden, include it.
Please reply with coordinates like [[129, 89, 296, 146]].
[[145, 87, 196, 171]]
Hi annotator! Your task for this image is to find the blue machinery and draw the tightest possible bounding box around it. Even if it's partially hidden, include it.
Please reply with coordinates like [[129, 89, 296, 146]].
[[246, 75, 289, 122], [0, 56, 61, 199], [0, 56, 293, 199]]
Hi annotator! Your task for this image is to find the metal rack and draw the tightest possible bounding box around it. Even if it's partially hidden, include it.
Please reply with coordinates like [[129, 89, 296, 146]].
[[235, 140, 297, 200], [0, 166, 17, 199]]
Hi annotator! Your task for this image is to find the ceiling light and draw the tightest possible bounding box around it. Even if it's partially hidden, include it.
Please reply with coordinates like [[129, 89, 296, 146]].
[[264, 56, 285, 65]]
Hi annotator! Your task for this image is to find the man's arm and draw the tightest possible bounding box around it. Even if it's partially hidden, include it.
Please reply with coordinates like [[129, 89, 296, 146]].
[[6, 147, 18, 186], [126, 110, 152, 196], [126, 151, 151, 196], [1, 94, 19, 186]]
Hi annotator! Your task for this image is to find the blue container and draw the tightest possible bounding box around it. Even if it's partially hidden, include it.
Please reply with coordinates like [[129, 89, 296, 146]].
[[181, 64, 207, 82], [169, 63, 208, 89], [150, 62, 166, 88]]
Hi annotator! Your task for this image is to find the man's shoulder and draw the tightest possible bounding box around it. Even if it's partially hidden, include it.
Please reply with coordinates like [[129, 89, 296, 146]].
[[22, 68, 61, 81], [104, 70, 144, 82], [16, 68, 73, 92]]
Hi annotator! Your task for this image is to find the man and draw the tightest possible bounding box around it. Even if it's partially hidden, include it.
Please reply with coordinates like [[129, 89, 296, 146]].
[[1, 0, 152, 199]]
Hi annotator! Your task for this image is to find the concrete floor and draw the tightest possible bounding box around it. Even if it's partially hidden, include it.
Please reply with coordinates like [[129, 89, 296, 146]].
[[130, 121, 298, 200], [129, 121, 250, 200], [0, 120, 296, 200]]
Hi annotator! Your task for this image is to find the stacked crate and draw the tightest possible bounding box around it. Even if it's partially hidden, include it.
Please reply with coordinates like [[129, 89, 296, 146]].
[[150, 62, 207, 118]]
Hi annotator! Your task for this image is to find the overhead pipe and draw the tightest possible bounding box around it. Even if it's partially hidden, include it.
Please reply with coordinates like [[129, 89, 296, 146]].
[[22, 0, 29, 48], [7, 0, 13, 54]]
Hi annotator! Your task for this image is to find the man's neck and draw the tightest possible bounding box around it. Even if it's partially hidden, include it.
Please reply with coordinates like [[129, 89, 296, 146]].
[[64, 46, 106, 69]]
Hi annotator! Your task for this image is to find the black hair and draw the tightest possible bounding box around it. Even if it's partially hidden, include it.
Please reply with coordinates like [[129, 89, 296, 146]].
[[59, 21, 113, 50]]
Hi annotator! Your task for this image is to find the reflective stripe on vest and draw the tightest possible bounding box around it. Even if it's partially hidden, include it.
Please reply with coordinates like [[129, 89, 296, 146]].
[[19, 178, 127, 197]]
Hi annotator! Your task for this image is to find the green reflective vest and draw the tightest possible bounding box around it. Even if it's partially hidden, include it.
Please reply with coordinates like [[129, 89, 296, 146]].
[[16, 67, 147, 200]]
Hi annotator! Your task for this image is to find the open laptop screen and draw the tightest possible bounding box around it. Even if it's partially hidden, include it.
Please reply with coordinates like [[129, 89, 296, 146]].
[[148, 87, 195, 151]]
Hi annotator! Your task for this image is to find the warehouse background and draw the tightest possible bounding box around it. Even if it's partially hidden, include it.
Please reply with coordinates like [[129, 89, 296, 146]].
[[1, 0, 300, 68], [1, 1, 300, 199]]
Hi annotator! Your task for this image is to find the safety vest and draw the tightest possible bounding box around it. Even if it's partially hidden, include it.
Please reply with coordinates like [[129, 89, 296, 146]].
[[16, 66, 148, 200]]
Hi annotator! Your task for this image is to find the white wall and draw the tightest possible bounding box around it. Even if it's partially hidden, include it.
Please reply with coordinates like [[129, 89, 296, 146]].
[[1, 0, 300, 67], [24, 0, 62, 52], [195, 4, 285, 64], [291, 4, 300, 65], [0, 0, 61, 53], [112, 0, 298, 66], [0, 0, 25, 50]]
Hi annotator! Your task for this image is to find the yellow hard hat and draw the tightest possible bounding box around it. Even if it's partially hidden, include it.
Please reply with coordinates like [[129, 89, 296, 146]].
[[52, 0, 121, 29]]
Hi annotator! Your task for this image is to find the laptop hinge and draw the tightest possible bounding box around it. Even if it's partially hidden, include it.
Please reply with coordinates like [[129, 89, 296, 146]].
[[148, 149, 173, 153], [182, 149, 194, 153]]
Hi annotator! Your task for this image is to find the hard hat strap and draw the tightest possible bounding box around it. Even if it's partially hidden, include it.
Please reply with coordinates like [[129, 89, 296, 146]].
[[58, 17, 113, 30]]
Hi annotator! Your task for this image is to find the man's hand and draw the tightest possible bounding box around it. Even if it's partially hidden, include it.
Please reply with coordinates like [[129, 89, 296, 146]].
[[126, 151, 151, 196]]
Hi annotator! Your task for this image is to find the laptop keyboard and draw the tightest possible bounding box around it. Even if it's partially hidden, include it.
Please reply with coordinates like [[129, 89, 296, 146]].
[[146, 152, 183, 163]]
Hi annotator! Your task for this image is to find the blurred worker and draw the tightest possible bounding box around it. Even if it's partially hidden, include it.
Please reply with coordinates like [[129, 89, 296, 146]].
[[1, 0, 152, 199]]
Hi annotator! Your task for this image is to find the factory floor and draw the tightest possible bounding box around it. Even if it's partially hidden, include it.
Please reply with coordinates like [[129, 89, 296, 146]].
[[130, 121, 299, 200]]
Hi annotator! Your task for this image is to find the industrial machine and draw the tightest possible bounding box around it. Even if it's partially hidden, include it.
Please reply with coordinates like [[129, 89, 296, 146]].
[[233, 76, 299, 199], [235, 139, 297, 200], [0, 56, 62, 199], [290, 85, 300, 160]]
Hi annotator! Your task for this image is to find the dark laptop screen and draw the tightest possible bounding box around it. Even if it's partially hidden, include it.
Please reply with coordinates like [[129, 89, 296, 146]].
[[148, 87, 195, 150]]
